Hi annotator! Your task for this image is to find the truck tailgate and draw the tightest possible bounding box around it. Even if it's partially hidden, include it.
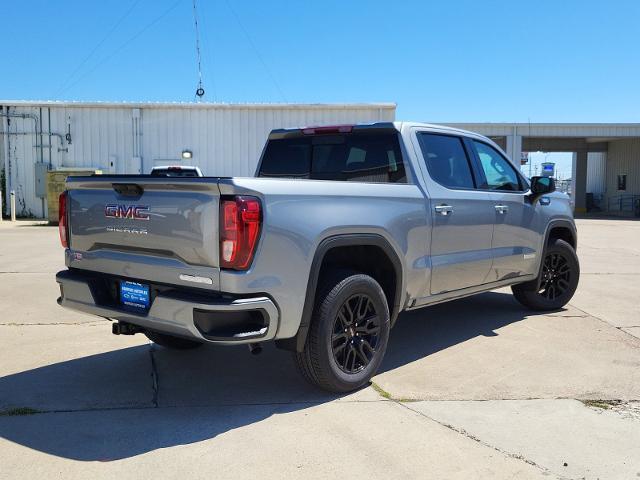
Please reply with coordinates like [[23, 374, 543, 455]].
[[65, 176, 222, 290]]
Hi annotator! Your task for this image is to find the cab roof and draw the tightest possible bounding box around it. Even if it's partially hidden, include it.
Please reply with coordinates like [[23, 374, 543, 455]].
[[269, 121, 487, 140]]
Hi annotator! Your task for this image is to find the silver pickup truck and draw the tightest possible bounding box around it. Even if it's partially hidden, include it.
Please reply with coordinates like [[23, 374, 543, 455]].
[[56, 122, 579, 392]]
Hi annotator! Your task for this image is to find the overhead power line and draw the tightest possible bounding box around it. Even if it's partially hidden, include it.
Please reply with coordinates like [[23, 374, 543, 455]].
[[57, 0, 185, 97], [53, 0, 143, 97], [224, 0, 288, 102]]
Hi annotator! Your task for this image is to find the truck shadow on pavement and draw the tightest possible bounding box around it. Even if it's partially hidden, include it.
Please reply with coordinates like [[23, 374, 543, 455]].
[[0, 291, 537, 461], [380, 290, 531, 374]]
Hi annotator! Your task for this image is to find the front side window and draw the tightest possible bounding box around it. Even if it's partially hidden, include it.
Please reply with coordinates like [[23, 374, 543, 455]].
[[417, 133, 475, 189], [473, 141, 522, 191]]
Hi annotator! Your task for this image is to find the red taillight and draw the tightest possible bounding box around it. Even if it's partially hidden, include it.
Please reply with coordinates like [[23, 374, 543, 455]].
[[59, 191, 69, 248], [301, 125, 353, 135], [220, 196, 261, 270]]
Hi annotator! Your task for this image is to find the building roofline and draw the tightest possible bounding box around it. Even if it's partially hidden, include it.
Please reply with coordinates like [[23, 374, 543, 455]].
[[0, 100, 397, 110]]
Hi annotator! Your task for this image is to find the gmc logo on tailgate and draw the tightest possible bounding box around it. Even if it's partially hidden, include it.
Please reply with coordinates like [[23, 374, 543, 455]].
[[105, 204, 150, 220]]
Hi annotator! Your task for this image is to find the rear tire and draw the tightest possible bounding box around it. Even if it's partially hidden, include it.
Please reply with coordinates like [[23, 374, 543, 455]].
[[512, 238, 580, 311], [144, 331, 204, 350], [294, 271, 390, 393]]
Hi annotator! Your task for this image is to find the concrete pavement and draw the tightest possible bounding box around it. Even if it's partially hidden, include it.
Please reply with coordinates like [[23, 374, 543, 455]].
[[375, 293, 640, 401], [1, 218, 639, 479], [409, 399, 640, 480], [570, 218, 640, 337], [0, 402, 549, 480]]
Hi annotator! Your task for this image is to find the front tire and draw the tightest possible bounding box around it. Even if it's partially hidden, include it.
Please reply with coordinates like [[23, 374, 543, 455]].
[[512, 238, 580, 311], [294, 271, 390, 393], [144, 331, 204, 350]]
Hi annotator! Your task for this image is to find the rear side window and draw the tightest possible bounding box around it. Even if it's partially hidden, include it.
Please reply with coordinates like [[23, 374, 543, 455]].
[[417, 133, 475, 189], [258, 133, 407, 183]]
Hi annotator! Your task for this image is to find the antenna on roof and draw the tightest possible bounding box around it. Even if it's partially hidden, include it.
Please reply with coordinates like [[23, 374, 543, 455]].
[[192, 0, 205, 101]]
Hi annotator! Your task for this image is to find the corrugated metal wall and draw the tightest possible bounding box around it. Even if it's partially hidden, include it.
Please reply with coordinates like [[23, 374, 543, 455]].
[[1, 113, 49, 217], [605, 138, 640, 210], [1, 103, 395, 218], [586, 152, 606, 195]]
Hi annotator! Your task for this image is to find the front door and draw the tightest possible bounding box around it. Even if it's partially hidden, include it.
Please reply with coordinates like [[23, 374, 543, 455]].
[[470, 140, 541, 281], [413, 131, 495, 294]]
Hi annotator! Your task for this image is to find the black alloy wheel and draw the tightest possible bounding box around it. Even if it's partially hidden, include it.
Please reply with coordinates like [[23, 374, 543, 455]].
[[294, 271, 390, 393], [332, 293, 381, 374], [538, 252, 572, 300], [512, 238, 580, 311]]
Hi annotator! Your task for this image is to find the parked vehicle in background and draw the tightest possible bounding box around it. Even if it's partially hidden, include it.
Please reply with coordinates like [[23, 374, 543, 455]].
[[56, 122, 579, 392], [150, 165, 203, 177]]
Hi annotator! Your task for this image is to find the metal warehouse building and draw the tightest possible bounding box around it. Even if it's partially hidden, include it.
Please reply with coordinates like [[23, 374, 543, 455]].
[[0, 101, 395, 218], [2, 101, 639, 218], [446, 122, 640, 215]]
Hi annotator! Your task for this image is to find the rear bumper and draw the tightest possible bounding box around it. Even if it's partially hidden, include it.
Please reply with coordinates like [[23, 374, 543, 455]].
[[56, 269, 279, 345]]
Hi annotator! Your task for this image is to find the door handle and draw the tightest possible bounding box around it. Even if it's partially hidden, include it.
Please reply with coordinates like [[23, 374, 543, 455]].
[[495, 205, 509, 214], [435, 204, 454, 216]]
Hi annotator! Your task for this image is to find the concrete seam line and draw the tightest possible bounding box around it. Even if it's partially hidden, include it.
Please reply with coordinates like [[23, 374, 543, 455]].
[[581, 272, 640, 275], [395, 401, 572, 480], [567, 303, 640, 343], [0, 272, 59, 274], [371, 382, 569, 476], [0, 399, 389, 417], [149, 344, 159, 408], [368, 382, 633, 403]]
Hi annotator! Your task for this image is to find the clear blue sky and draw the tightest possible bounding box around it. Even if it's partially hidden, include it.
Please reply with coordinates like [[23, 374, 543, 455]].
[[2, 0, 639, 125]]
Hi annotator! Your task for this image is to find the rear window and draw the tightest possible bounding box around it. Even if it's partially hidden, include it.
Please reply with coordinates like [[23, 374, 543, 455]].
[[258, 133, 407, 183]]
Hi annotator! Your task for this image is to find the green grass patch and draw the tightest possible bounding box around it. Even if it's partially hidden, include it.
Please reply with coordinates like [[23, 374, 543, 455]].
[[0, 407, 41, 417], [370, 382, 419, 403], [580, 399, 620, 410], [370, 382, 392, 400]]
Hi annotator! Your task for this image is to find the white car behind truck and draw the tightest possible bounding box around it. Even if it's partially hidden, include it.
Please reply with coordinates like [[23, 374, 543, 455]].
[[150, 165, 203, 177]]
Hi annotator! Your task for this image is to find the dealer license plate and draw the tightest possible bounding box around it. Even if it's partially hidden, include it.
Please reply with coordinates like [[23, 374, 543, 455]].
[[120, 281, 150, 310]]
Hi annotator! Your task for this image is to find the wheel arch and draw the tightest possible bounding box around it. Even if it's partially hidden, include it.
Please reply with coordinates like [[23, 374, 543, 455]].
[[546, 220, 577, 250], [520, 219, 578, 292], [276, 233, 405, 352]]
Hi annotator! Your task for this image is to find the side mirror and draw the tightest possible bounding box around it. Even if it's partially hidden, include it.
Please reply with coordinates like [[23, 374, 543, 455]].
[[529, 176, 555, 203]]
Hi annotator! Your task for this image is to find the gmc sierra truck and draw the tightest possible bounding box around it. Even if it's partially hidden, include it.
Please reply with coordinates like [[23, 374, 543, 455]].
[[56, 122, 579, 392]]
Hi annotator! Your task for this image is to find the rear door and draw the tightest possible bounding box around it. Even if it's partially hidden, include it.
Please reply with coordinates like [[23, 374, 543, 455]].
[[468, 140, 541, 281], [413, 131, 495, 294]]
